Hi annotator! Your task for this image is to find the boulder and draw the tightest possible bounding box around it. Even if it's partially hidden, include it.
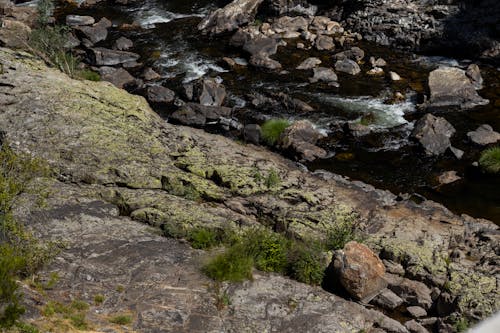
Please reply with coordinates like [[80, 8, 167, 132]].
[[142, 67, 161, 81], [335, 59, 361, 75], [386, 274, 433, 310], [279, 120, 327, 162], [466, 64, 483, 89], [333, 47, 364, 62], [170, 103, 232, 127], [197, 0, 264, 35], [90, 47, 140, 66], [0, 19, 31, 48], [315, 35, 335, 51], [371, 288, 404, 310], [243, 36, 278, 57], [113, 37, 133, 51], [250, 54, 282, 70], [367, 67, 384, 75], [97, 67, 135, 89], [404, 320, 428, 333], [427, 66, 488, 109], [309, 67, 338, 84], [333, 241, 387, 301], [467, 124, 500, 145], [243, 124, 261, 144], [406, 306, 427, 318], [146, 86, 175, 104], [296, 57, 321, 70], [66, 15, 95, 27], [389, 71, 402, 81], [411, 114, 455, 156], [369, 57, 387, 67], [76, 18, 111, 45], [438, 171, 461, 185], [199, 78, 226, 107]]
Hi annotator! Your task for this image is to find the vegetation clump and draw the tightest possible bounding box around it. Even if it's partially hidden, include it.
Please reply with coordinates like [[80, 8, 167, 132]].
[[261, 119, 290, 146], [479, 146, 500, 173], [109, 314, 133, 325]]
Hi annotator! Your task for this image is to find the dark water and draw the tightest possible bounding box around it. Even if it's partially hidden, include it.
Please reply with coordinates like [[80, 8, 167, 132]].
[[59, 0, 500, 224]]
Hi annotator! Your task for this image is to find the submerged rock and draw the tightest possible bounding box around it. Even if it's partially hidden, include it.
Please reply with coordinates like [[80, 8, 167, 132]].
[[333, 241, 387, 301], [411, 114, 455, 156], [426, 66, 489, 109]]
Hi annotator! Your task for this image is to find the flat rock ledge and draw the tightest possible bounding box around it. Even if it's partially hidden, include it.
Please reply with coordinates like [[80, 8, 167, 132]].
[[0, 48, 498, 331]]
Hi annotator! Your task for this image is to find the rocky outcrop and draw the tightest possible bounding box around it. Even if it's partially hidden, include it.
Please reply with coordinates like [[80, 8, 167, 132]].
[[411, 114, 456, 156], [197, 0, 264, 35], [0, 48, 498, 330]]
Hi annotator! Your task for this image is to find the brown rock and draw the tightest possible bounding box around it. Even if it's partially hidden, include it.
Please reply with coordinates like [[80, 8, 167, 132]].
[[333, 241, 387, 301], [279, 120, 327, 162], [0, 19, 31, 48]]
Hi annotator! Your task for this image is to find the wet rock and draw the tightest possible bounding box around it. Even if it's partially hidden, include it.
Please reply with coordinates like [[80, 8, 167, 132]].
[[411, 114, 455, 156], [386, 274, 433, 310], [113, 37, 133, 51], [0, 19, 31, 48], [467, 124, 500, 145], [407, 306, 427, 318], [66, 15, 95, 27], [146, 86, 175, 104], [389, 71, 402, 81], [272, 15, 310, 34], [426, 66, 489, 109], [199, 78, 226, 107], [435, 292, 456, 316], [309, 67, 338, 84], [243, 124, 261, 144], [90, 47, 140, 66], [279, 120, 327, 162], [250, 54, 282, 70], [170, 103, 232, 127], [335, 59, 361, 75], [315, 35, 335, 51], [265, 0, 314, 15], [198, 0, 264, 35], [438, 171, 461, 185], [371, 288, 404, 310], [450, 146, 464, 159], [347, 122, 371, 137], [97, 67, 135, 89], [333, 47, 365, 62], [75, 18, 111, 45], [367, 67, 384, 75], [243, 36, 278, 57], [466, 64, 483, 89], [333, 241, 387, 301], [405, 320, 429, 333], [370, 56, 387, 67], [142, 67, 161, 81], [296, 57, 321, 70]]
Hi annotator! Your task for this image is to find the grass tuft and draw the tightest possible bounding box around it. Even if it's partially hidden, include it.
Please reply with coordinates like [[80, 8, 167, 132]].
[[479, 146, 500, 173], [261, 119, 290, 146], [109, 314, 133, 325]]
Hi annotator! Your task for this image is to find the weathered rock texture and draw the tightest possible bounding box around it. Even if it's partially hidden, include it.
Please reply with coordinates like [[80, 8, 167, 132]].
[[0, 48, 498, 330]]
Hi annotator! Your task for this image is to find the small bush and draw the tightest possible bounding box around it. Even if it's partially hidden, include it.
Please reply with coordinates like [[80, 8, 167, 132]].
[[265, 169, 281, 188], [203, 244, 253, 282], [76, 69, 101, 81], [287, 242, 325, 285], [243, 230, 289, 273], [109, 314, 132, 325], [70, 300, 89, 312], [69, 313, 88, 330], [187, 228, 218, 249], [93, 294, 105, 305], [479, 146, 500, 173], [324, 217, 357, 251], [0, 246, 26, 328], [261, 119, 290, 146]]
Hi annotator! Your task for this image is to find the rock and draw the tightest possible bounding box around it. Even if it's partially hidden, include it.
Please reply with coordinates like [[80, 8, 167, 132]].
[[333, 241, 387, 301], [466, 64, 483, 89], [405, 320, 429, 333], [65, 15, 95, 27], [389, 71, 402, 81], [370, 56, 387, 67], [97, 67, 135, 89], [315, 35, 335, 51], [406, 306, 427, 318], [435, 292, 456, 316], [347, 122, 371, 137], [333, 47, 365, 62], [75, 18, 111, 45], [250, 54, 282, 70], [383, 260, 405, 275], [199, 78, 226, 107], [467, 124, 500, 145], [377, 316, 410, 333], [0, 19, 31, 48], [367, 67, 384, 75], [264, 0, 314, 15], [113, 37, 133, 51], [243, 124, 261, 144], [296, 42, 305, 49], [243, 36, 278, 57], [450, 146, 464, 159], [90, 47, 140, 66], [142, 67, 161, 81], [427, 66, 489, 109], [170, 103, 232, 127], [411, 114, 456, 156], [146, 86, 175, 104], [309, 67, 338, 84], [438, 171, 461, 185], [271, 15, 310, 34], [371, 288, 404, 310], [335, 59, 361, 75], [296, 57, 321, 70], [279, 120, 327, 162], [198, 0, 264, 35], [387, 275, 433, 310]]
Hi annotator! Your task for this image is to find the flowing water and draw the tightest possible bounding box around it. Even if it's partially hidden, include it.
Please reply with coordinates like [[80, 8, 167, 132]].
[[59, 0, 500, 224]]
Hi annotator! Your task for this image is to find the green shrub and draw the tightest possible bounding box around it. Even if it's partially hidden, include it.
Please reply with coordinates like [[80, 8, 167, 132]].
[[109, 314, 132, 325], [287, 242, 325, 285], [265, 169, 281, 188], [14, 322, 40, 333], [203, 244, 253, 282], [76, 69, 101, 82], [93, 294, 105, 305], [324, 216, 357, 251], [0, 246, 26, 328], [187, 228, 218, 249], [479, 146, 500, 173], [243, 230, 289, 273], [36, 0, 54, 26], [261, 119, 290, 146], [69, 313, 88, 330]]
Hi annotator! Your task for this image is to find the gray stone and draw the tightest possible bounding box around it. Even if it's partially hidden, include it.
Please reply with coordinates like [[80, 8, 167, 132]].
[[90, 47, 140, 66], [407, 306, 427, 318], [404, 320, 429, 333], [411, 114, 455, 156], [335, 59, 361, 75], [387, 275, 433, 310], [199, 78, 226, 107], [389, 71, 402, 81], [466, 64, 483, 89], [113, 37, 133, 51], [142, 67, 161, 81], [309, 67, 338, 83], [243, 36, 278, 56], [296, 57, 322, 70], [243, 124, 261, 144], [371, 288, 404, 310], [438, 171, 461, 185], [76, 18, 111, 45], [97, 67, 135, 89], [279, 120, 327, 162], [467, 124, 500, 145], [315, 35, 335, 51], [146, 86, 175, 104], [66, 15, 95, 27], [250, 54, 282, 70]]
